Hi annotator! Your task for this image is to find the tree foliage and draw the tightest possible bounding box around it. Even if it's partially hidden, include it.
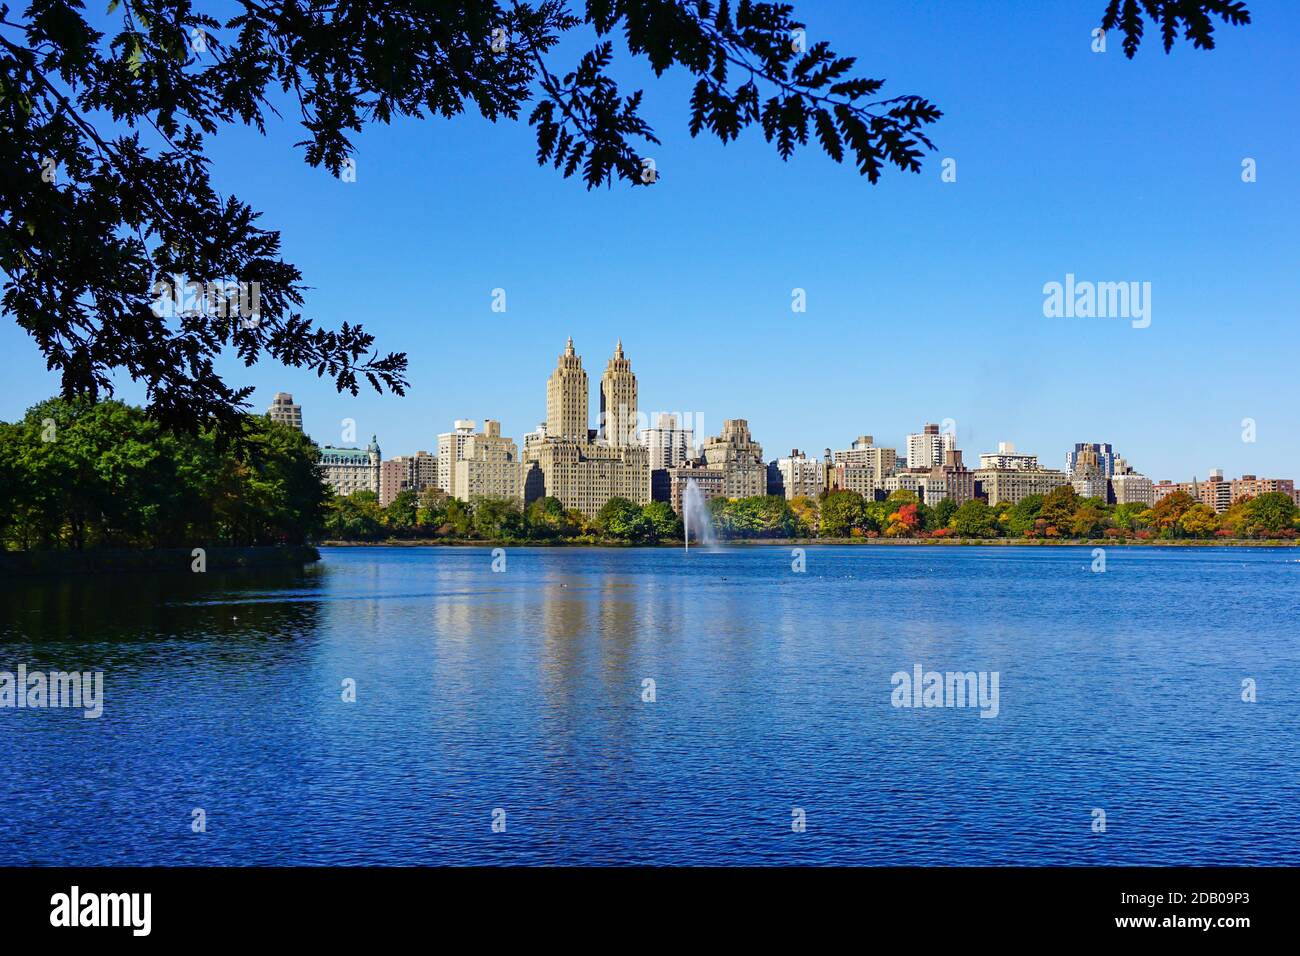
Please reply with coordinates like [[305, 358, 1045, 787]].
[[1, 1, 1248, 432], [2, 395, 326, 549]]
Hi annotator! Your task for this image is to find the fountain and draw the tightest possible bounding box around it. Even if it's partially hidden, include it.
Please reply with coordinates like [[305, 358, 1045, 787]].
[[682, 478, 718, 552]]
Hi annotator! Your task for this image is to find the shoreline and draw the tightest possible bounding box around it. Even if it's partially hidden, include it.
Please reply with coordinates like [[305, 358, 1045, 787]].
[[0, 545, 321, 577], [317, 538, 1297, 548]]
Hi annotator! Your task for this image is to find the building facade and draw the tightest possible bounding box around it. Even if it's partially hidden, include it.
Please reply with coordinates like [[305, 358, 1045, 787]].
[[436, 420, 477, 499], [526, 339, 651, 516], [641, 413, 695, 471], [906, 424, 955, 471], [454, 420, 523, 502], [379, 451, 437, 506], [266, 392, 302, 430], [700, 419, 766, 499], [599, 339, 638, 447], [1154, 472, 1297, 513], [319, 436, 381, 497], [973, 467, 1070, 505], [1066, 442, 1119, 478], [668, 464, 726, 515], [831, 463, 877, 497], [832, 436, 897, 488], [978, 441, 1038, 471], [1109, 471, 1156, 507], [1069, 447, 1110, 501], [772, 450, 825, 500]]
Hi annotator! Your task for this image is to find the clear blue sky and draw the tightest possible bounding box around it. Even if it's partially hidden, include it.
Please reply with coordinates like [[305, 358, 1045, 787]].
[[3, 0, 1297, 481]]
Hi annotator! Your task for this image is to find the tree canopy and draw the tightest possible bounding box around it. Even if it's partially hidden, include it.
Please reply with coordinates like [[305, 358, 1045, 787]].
[[1, 1, 1251, 433]]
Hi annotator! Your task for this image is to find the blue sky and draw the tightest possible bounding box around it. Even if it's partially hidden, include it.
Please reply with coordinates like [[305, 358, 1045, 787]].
[[3, 0, 1297, 481]]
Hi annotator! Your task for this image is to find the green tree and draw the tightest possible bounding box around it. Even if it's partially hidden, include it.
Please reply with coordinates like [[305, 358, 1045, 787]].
[[926, 497, 958, 532], [444, 498, 475, 538], [472, 496, 524, 539], [417, 487, 451, 531], [819, 490, 867, 537], [1227, 492, 1299, 536], [1005, 494, 1044, 537], [1069, 502, 1107, 538], [525, 496, 579, 539], [324, 491, 384, 541], [596, 496, 648, 540], [384, 489, 419, 533], [1039, 486, 1081, 533], [641, 501, 681, 542], [1111, 502, 1148, 532], [2, 396, 324, 549], [950, 500, 996, 538]]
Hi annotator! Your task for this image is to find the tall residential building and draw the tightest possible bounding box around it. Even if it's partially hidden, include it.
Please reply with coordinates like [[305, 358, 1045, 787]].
[[668, 463, 726, 514], [772, 450, 825, 500], [526, 339, 650, 516], [641, 413, 695, 471], [1110, 471, 1155, 507], [884, 449, 974, 505], [701, 419, 767, 499], [832, 435, 897, 483], [881, 470, 935, 504], [379, 451, 438, 506], [979, 441, 1038, 471], [831, 462, 877, 497], [319, 436, 381, 497], [1154, 472, 1297, 513], [546, 337, 589, 442], [599, 339, 637, 447], [1070, 446, 1110, 501], [266, 392, 302, 430], [929, 448, 976, 505], [906, 423, 955, 470], [437, 420, 477, 498], [1066, 442, 1119, 477], [1230, 474, 1297, 506], [454, 420, 523, 502], [973, 466, 1070, 505]]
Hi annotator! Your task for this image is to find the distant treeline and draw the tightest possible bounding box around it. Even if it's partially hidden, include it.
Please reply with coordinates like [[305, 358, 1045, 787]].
[[331, 484, 1300, 543], [1, 398, 326, 550], [326, 490, 682, 543]]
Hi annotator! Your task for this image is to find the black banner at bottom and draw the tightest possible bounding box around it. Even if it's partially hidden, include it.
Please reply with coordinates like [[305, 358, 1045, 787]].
[[0, 866, 1282, 941]]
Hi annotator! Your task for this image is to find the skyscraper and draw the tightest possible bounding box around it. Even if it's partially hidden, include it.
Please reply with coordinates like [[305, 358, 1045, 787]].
[[641, 413, 695, 471], [1066, 442, 1119, 477], [527, 339, 650, 515], [906, 423, 955, 470], [436, 420, 476, 498], [546, 337, 589, 442], [599, 339, 638, 448]]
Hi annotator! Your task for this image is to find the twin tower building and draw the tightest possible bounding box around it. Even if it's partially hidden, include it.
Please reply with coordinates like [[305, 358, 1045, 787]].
[[523, 337, 651, 514], [442, 337, 765, 516]]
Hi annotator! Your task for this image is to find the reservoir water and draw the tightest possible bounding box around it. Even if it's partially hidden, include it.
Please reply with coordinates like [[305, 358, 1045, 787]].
[[2, 545, 1297, 865]]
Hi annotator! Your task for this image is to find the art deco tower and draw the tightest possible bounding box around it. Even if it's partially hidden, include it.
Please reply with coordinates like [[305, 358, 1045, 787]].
[[546, 337, 588, 441], [599, 339, 638, 448]]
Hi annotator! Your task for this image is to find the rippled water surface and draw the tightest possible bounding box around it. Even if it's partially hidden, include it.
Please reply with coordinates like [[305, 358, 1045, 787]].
[[2, 545, 1298, 865]]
